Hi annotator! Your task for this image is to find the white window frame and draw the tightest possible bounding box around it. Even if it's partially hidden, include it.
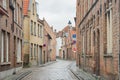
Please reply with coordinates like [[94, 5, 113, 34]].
[[17, 39, 22, 62], [40, 25, 42, 38], [1, 31, 4, 63], [6, 33, 9, 62], [107, 9, 112, 54], [16, 4, 19, 23], [3, 0, 7, 10]]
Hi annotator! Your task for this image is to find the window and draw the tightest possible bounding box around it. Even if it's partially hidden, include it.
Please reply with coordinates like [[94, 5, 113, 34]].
[[93, 0, 96, 4], [31, 44, 33, 57], [6, 33, 10, 62], [38, 24, 39, 37], [1, 31, 10, 63], [3, 0, 7, 10], [88, 0, 90, 9], [34, 22, 36, 36], [34, 44, 36, 57], [16, 4, 19, 23], [20, 8, 22, 26], [82, 34, 85, 53], [107, 10, 112, 54], [14, 0, 16, 21], [17, 39, 22, 62], [78, 0, 80, 6], [31, 20, 33, 35], [84, 0, 85, 16], [40, 25, 42, 37], [90, 28, 92, 54], [1, 30, 5, 62], [97, 11, 99, 26], [32, 4, 34, 15], [87, 30, 89, 54]]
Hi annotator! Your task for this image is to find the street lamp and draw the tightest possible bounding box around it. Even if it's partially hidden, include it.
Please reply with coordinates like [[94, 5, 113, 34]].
[[68, 20, 72, 30]]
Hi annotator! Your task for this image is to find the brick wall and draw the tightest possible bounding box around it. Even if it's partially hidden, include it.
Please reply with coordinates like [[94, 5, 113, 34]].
[[76, 0, 119, 79]]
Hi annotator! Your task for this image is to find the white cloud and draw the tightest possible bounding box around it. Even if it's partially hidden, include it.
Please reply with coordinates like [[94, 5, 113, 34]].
[[36, 0, 76, 32]]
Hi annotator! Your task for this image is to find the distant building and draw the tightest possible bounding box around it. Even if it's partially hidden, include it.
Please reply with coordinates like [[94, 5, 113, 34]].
[[43, 19, 57, 62], [59, 21, 76, 60], [0, 0, 23, 79], [76, 0, 120, 79]]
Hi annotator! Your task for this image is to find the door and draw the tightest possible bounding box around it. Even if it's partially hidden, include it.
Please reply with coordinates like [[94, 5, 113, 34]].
[[39, 46, 42, 64], [44, 51, 45, 64], [63, 51, 65, 59]]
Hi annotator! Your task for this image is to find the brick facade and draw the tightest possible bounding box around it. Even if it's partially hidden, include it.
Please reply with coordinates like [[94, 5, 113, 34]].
[[76, 0, 120, 79], [0, 0, 23, 79], [43, 19, 56, 63], [60, 25, 76, 60]]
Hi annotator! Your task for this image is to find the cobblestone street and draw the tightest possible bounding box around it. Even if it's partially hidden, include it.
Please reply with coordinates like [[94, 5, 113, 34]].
[[22, 60, 79, 80]]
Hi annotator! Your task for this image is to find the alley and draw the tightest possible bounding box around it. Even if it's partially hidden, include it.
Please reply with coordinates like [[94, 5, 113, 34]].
[[22, 60, 79, 80]]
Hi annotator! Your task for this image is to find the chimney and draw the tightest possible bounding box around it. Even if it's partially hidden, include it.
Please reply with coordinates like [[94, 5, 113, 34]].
[[51, 26, 53, 31]]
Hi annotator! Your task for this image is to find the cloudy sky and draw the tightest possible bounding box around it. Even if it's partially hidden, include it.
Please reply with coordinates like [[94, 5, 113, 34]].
[[36, 0, 76, 32]]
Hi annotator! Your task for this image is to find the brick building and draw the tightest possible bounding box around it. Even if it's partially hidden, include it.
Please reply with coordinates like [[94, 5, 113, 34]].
[[76, 0, 120, 79], [43, 19, 56, 63], [23, 0, 44, 66], [60, 21, 76, 60], [0, 0, 23, 79]]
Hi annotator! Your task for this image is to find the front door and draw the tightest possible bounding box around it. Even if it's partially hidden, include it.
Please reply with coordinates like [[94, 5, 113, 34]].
[[39, 46, 42, 64]]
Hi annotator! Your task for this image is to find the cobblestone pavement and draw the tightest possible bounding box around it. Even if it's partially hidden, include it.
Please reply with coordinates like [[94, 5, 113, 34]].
[[22, 60, 79, 80]]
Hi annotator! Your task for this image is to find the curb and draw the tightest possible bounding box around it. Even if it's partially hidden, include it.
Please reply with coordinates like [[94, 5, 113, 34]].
[[39, 61, 57, 67], [69, 69, 84, 80], [2, 70, 32, 80], [68, 62, 96, 80], [14, 71, 32, 80]]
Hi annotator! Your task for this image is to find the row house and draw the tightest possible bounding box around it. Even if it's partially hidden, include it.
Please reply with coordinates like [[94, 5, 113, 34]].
[[43, 19, 56, 63], [76, 0, 120, 79], [60, 21, 77, 60], [23, 0, 44, 66], [0, 0, 23, 79]]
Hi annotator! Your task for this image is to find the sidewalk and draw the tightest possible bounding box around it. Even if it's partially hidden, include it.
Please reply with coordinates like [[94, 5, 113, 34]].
[[69, 62, 96, 80], [2, 61, 56, 80]]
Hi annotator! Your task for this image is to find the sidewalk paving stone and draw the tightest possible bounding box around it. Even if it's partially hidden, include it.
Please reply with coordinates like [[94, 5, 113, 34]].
[[2, 61, 56, 80], [69, 62, 96, 80]]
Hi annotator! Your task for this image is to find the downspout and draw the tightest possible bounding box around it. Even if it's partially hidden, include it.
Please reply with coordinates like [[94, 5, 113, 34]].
[[118, 1, 120, 80]]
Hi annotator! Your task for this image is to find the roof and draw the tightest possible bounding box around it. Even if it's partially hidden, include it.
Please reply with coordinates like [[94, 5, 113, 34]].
[[23, 0, 34, 15], [62, 26, 69, 32], [23, 0, 30, 15]]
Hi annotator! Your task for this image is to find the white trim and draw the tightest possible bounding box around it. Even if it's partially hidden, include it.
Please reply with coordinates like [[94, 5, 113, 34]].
[[6, 33, 9, 62], [1, 31, 4, 63]]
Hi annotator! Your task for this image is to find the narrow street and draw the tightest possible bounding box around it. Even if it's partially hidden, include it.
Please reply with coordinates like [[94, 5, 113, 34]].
[[22, 60, 79, 80]]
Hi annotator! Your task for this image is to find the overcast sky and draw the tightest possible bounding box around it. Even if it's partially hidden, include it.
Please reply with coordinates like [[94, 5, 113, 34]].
[[36, 0, 76, 32]]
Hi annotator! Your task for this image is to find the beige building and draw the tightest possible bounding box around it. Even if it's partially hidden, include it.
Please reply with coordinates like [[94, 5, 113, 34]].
[[23, 0, 44, 66]]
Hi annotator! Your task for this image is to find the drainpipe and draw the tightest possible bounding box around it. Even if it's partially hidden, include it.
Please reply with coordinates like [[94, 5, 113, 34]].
[[118, 0, 120, 79], [9, 0, 15, 74]]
